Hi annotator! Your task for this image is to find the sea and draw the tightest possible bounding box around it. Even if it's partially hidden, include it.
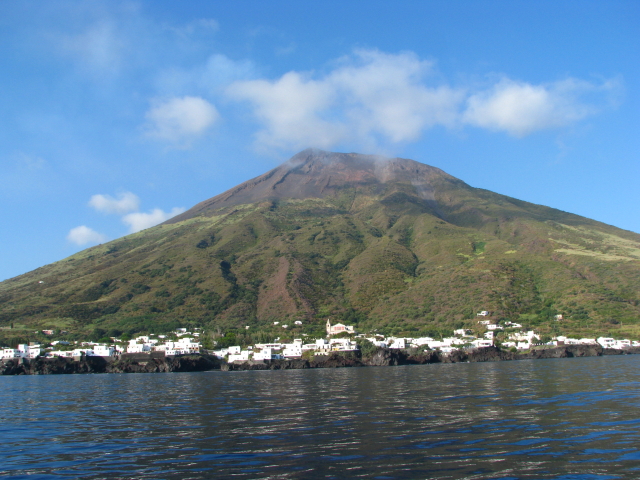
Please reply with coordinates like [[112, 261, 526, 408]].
[[1, 355, 640, 479]]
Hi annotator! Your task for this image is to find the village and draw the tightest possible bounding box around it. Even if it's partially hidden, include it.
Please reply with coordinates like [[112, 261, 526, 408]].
[[2, 314, 638, 363]]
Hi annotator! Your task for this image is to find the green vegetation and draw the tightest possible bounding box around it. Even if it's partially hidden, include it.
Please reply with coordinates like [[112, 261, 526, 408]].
[[1, 153, 639, 344]]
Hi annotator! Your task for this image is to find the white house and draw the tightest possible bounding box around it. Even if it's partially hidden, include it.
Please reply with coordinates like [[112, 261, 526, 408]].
[[253, 347, 283, 361], [127, 341, 151, 353], [1, 348, 20, 359], [48, 350, 74, 358], [228, 350, 251, 363], [387, 338, 406, 349], [473, 339, 493, 348], [212, 348, 229, 359], [366, 337, 388, 348], [72, 348, 94, 357], [508, 331, 540, 343], [597, 337, 616, 348], [4, 344, 44, 359], [330, 338, 358, 351], [92, 345, 116, 357], [303, 338, 332, 353], [477, 311, 489, 317], [283, 339, 303, 358]]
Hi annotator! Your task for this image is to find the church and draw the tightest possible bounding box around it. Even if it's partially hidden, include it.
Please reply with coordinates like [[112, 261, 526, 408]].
[[326, 319, 355, 336]]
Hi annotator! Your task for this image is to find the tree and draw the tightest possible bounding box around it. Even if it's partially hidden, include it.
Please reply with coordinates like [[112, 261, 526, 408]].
[[356, 338, 378, 358]]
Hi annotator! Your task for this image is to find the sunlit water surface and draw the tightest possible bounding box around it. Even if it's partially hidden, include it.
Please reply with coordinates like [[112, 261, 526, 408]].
[[2, 355, 640, 479]]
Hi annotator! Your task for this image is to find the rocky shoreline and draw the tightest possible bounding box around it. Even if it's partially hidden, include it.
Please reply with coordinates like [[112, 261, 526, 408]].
[[2, 344, 639, 375], [0, 352, 223, 375]]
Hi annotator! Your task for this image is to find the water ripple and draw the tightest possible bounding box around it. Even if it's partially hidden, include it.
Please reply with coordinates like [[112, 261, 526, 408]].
[[1, 356, 639, 479]]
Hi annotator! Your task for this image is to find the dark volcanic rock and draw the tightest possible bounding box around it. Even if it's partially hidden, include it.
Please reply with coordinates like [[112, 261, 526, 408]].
[[106, 354, 222, 373], [1, 354, 222, 375], [363, 348, 405, 366]]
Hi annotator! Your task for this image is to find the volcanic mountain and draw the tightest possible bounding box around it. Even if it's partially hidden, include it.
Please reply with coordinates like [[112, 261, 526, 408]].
[[1, 149, 639, 344]]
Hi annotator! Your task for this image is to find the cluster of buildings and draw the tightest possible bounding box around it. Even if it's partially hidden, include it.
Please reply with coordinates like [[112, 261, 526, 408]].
[[1, 343, 44, 360], [1, 328, 202, 360], [122, 334, 200, 356], [3, 315, 639, 363], [476, 315, 639, 350], [555, 336, 638, 349], [218, 337, 358, 363]]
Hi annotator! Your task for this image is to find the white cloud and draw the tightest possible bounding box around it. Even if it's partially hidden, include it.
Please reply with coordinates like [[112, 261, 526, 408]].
[[462, 77, 620, 136], [122, 207, 186, 233], [89, 192, 140, 214], [226, 49, 620, 150], [144, 96, 219, 144], [67, 226, 107, 246], [328, 50, 463, 142], [227, 49, 463, 151], [228, 71, 342, 150]]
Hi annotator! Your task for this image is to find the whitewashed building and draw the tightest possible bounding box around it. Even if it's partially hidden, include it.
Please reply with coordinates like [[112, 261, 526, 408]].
[[597, 337, 616, 348], [228, 350, 251, 363], [92, 345, 116, 357], [283, 339, 303, 358]]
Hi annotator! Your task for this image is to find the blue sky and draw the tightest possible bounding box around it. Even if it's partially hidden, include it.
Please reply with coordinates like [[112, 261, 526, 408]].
[[1, 1, 638, 281]]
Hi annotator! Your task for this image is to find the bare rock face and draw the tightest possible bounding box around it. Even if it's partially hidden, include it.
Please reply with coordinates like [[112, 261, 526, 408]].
[[363, 348, 404, 366]]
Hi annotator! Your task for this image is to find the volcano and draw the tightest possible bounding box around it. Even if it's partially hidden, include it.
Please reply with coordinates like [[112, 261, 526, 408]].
[[1, 149, 639, 341]]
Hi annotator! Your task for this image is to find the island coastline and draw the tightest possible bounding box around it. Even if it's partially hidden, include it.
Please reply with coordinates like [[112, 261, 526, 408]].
[[2, 345, 639, 375]]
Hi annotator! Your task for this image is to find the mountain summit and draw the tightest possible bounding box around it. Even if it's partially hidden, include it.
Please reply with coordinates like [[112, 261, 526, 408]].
[[168, 149, 460, 223], [1, 149, 639, 343]]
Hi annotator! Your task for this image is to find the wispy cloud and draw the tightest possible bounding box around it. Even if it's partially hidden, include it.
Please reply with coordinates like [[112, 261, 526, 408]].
[[155, 54, 256, 97], [168, 18, 219, 37], [58, 20, 126, 74], [144, 96, 219, 145], [89, 192, 140, 214], [19, 153, 47, 171], [67, 225, 107, 245], [122, 207, 186, 233]]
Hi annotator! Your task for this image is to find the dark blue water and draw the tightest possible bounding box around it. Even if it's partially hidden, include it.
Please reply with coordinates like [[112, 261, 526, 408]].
[[1, 355, 640, 479]]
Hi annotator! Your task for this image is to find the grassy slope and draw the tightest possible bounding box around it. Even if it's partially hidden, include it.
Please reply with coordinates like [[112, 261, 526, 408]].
[[1, 181, 639, 345]]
